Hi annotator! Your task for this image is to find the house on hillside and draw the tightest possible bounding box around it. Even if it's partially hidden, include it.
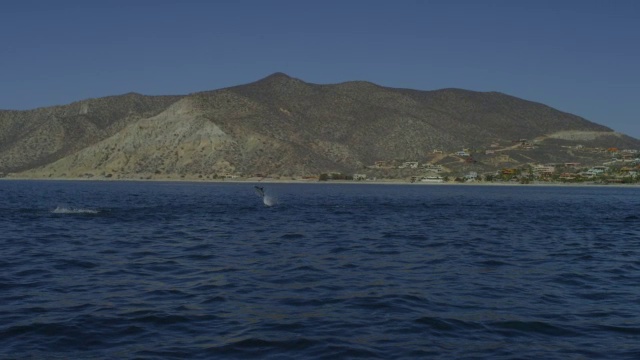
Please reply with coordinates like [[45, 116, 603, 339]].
[[374, 161, 392, 169], [420, 176, 444, 183], [618, 167, 638, 177], [495, 154, 511, 163], [559, 173, 578, 181], [533, 164, 555, 176], [621, 152, 636, 161], [464, 172, 478, 181], [423, 164, 443, 173], [582, 166, 609, 178], [399, 161, 419, 169]]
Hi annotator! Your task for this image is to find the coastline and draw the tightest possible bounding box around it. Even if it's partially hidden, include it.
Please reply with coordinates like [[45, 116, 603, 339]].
[[1, 175, 638, 188]]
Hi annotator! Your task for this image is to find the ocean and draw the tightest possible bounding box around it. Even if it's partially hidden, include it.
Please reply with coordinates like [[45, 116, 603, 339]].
[[1, 180, 639, 359]]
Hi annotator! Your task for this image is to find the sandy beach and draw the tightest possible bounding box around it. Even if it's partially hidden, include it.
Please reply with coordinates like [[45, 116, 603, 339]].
[[2, 174, 638, 188]]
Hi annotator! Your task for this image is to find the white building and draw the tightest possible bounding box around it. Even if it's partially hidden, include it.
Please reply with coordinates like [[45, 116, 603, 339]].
[[399, 161, 419, 169], [464, 172, 478, 181]]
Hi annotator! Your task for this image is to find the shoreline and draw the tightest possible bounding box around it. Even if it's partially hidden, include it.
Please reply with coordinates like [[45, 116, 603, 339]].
[[1, 175, 638, 188]]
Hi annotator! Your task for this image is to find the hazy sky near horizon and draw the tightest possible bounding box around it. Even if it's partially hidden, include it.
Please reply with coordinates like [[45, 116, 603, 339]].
[[2, 0, 639, 138]]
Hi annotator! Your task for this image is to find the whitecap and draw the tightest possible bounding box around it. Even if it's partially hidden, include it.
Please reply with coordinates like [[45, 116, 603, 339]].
[[51, 206, 99, 214]]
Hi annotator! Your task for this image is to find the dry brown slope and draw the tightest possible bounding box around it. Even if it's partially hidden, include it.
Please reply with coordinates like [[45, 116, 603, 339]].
[[21, 98, 235, 178], [0, 93, 182, 173]]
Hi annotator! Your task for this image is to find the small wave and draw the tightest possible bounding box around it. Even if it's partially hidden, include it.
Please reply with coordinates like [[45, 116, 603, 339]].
[[477, 259, 513, 267], [51, 206, 99, 214], [280, 233, 304, 239], [133, 314, 191, 325], [598, 324, 640, 334], [489, 320, 581, 337], [53, 259, 99, 270], [209, 336, 385, 359], [415, 316, 484, 332], [329, 246, 350, 254], [200, 296, 227, 304], [208, 337, 316, 355]]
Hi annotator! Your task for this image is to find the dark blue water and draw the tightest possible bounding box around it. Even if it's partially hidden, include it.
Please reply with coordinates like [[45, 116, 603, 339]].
[[1, 181, 639, 359]]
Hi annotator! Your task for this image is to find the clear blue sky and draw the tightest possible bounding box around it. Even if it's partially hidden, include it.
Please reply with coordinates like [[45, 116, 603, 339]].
[[2, 0, 639, 138]]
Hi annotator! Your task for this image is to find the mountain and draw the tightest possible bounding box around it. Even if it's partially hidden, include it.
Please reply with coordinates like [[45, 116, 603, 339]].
[[2, 73, 638, 180]]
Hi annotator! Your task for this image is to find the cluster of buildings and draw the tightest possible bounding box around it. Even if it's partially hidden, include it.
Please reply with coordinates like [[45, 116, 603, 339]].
[[491, 156, 640, 183], [367, 145, 640, 184], [371, 160, 445, 172]]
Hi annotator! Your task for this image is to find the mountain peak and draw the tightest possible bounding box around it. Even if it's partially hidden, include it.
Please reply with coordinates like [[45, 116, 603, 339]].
[[264, 72, 293, 80], [236, 72, 308, 95], [255, 72, 304, 85]]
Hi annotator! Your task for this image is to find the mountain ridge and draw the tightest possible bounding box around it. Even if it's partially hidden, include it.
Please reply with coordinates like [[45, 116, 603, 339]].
[[1, 73, 637, 180]]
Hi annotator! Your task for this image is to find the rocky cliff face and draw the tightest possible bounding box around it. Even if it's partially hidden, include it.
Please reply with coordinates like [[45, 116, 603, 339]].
[[3, 73, 639, 179]]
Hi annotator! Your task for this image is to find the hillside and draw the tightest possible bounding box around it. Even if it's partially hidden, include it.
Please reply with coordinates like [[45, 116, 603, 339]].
[[0, 93, 183, 173], [3, 73, 639, 180]]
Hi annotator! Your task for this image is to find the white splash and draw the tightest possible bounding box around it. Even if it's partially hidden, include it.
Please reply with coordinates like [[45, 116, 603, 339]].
[[263, 195, 277, 207], [52, 206, 99, 214]]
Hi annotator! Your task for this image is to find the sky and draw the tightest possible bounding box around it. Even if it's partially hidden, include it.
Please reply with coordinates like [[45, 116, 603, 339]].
[[1, 0, 639, 138]]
